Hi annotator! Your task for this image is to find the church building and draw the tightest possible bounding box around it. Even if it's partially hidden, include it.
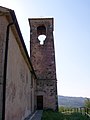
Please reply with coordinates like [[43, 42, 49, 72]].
[[0, 6, 58, 120]]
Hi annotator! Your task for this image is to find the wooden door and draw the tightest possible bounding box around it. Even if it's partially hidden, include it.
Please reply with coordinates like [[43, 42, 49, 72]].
[[37, 96, 43, 110]]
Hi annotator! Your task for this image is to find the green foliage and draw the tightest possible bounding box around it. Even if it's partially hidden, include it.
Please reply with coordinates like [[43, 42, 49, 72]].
[[59, 106, 65, 112], [85, 98, 90, 108], [59, 106, 73, 113], [41, 110, 90, 120], [42, 110, 64, 120], [66, 113, 90, 120]]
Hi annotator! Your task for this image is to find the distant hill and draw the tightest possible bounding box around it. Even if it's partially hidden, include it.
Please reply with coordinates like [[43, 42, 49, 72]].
[[58, 95, 88, 108]]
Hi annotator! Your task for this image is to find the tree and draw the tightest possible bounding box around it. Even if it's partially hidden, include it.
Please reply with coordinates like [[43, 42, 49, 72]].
[[84, 98, 90, 108]]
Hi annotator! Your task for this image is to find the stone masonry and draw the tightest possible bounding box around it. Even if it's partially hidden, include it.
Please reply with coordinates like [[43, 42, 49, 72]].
[[29, 18, 58, 110]]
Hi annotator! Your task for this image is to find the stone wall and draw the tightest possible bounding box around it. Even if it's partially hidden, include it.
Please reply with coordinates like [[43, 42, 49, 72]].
[[36, 79, 57, 110], [29, 19, 56, 80], [29, 18, 58, 111]]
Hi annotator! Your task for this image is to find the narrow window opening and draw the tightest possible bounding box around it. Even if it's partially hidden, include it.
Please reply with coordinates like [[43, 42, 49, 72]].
[[37, 25, 46, 45]]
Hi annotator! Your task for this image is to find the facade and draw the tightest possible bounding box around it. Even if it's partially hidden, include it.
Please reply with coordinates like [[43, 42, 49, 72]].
[[0, 6, 58, 120]]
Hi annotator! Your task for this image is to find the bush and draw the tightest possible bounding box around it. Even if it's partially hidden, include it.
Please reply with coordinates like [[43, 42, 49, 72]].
[[41, 110, 90, 120], [85, 98, 90, 108], [42, 110, 64, 120]]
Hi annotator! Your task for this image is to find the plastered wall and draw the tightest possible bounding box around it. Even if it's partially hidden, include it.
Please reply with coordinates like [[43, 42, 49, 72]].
[[5, 27, 32, 120], [0, 15, 8, 120]]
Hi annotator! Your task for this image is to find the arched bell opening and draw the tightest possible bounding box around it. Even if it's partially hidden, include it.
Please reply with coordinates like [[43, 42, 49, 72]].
[[37, 25, 46, 45]]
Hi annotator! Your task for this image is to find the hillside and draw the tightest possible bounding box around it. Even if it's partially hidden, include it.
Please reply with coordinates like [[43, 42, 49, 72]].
[[58, 95, 88, 108]]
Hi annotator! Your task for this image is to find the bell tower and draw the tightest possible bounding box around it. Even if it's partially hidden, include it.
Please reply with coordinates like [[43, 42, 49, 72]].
[[29, 18, 58, 110]]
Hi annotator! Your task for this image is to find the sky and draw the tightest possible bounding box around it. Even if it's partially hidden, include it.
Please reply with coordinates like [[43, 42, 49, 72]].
[[0, 0, 90, 98]]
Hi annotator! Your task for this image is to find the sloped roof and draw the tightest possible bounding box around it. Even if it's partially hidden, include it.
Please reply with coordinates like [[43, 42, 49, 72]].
[[0, 6, 37, 79]]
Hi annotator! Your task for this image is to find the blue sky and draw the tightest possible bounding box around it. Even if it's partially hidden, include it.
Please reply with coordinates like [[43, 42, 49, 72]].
[[0, 0, 90, 98]]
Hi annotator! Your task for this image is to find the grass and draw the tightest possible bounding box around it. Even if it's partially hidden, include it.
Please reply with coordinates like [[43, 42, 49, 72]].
[[41, 110, 90, 120]]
